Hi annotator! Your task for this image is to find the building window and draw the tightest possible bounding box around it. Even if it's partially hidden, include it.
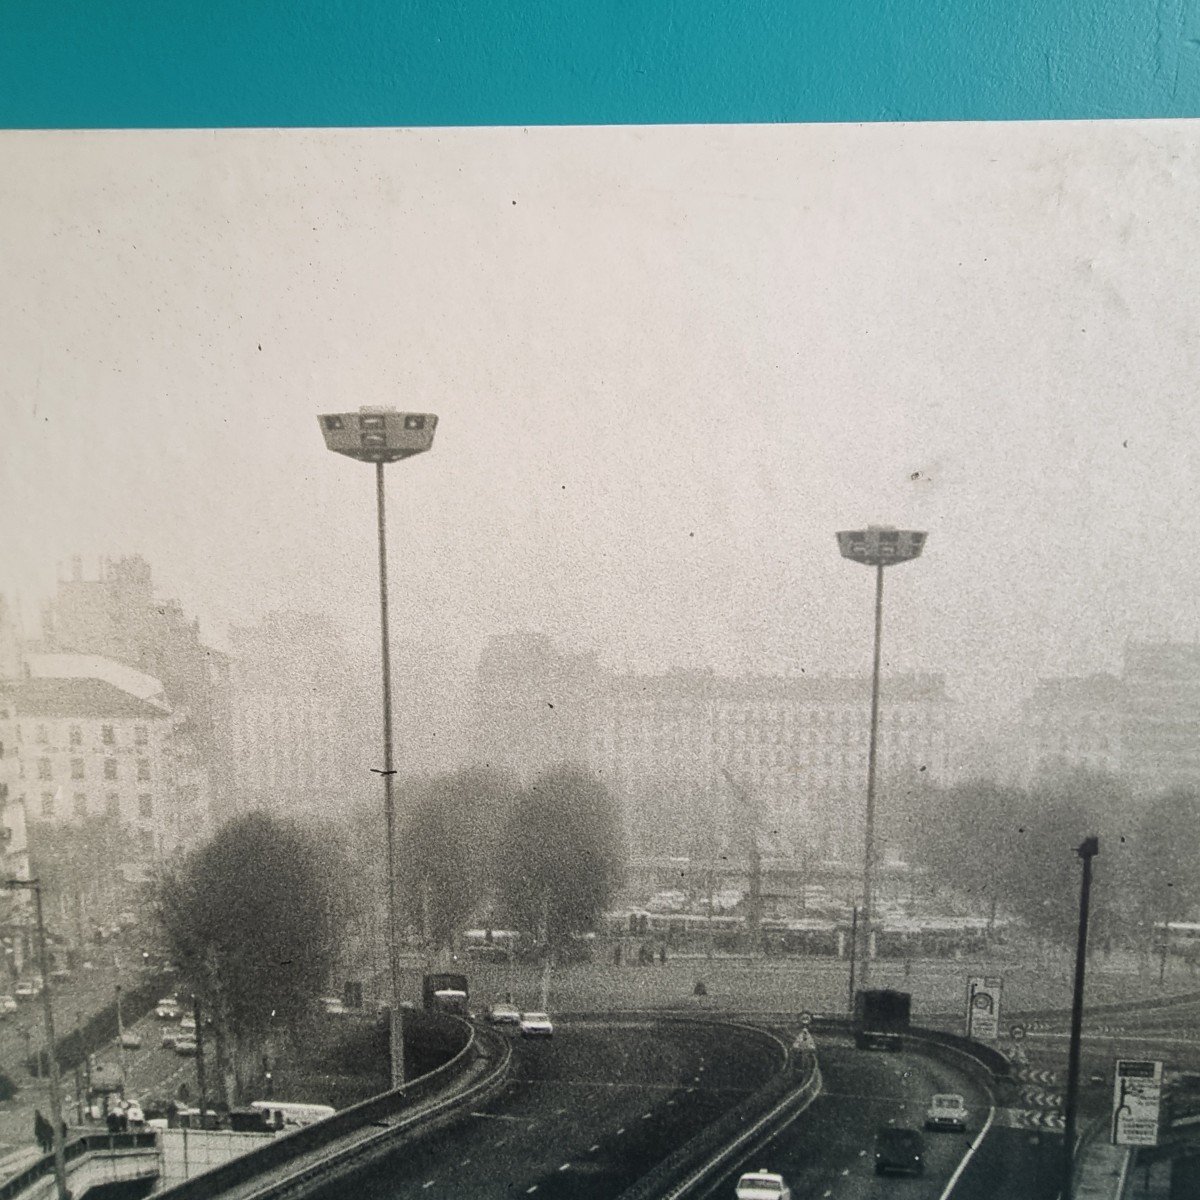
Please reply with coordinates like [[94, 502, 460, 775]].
[[38, 758, 52, 781], [0, 740, 4, 759], [134, 725, 148, 746], [136, 759, 150, 782], [0, 783, 7, 803], [137, 794, 153, 820], [71, 759, 85, 780], [101, 725, 114, 745], [138, 829, 155, 858], [41, 792, 55, 819], [69, 726, 82, 746], [104, 760, 118, 781], [105, 793, 120, 819], [36, 725, 48, 744], [73, 793, 87, 819]]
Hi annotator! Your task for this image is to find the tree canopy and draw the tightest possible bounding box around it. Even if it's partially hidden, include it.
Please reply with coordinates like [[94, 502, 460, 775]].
[[158, 811, 341, 1046], [493, 764, 624, 945]]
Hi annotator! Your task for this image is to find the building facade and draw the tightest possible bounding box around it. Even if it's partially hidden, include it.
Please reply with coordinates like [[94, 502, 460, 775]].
[[38, 555, 228, 824], [4, 675, 194, 865], [1121, 641, 1200, 798], [590, 669, 951, 860], [1017, 674, 1124, 787]]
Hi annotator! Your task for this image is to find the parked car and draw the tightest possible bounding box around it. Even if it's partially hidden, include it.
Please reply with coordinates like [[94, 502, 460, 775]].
[[49, 967, 71, 983], [320, 996, 347, 1016], [489, 1002, 520, 1026], [874, 1127, 925, 1176], [174, 1037, 198, 1057], [925, 1093, 969, 1132], [519, 1012, 553, 1038], [735, 1171, 791, 1200], [14, 979, 41, 1000], [179, 1015, 196, 1034], [0, 995, 17, 1016], [154, 1000, 180, 1020], [119, 1031, 142, 1050], [161, 1029, 178, 1050]]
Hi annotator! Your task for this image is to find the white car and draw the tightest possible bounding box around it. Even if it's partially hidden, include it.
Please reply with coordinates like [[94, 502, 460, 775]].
[[320, 996, 348, 1016], [155, 1002, 180, 1020], [925, 1093, 969, 1132], [519, 1012, 554, 1038], [174, 1036, 198, 1057], [0, 995, 17, 1016], [119, 1031, 142, 1050], [735, 1170, 792, 1200], [14, 979, 41, 999], [489, 1002, 520, 1026], [179, 1015, 196, 1034]]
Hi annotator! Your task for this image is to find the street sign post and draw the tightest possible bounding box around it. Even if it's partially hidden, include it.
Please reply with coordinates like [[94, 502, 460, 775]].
[[1112, 1059, 1163, 1147], [966, 976, 1002, 1041]]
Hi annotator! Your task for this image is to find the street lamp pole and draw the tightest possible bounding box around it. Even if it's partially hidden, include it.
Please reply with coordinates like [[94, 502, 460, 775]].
[[1062, 835, 1100, 1200], [319, 408, 439, 1093], [8, 879, 68, 1200], [374, 459, 405, 1089], [836, 526, 927, 992]]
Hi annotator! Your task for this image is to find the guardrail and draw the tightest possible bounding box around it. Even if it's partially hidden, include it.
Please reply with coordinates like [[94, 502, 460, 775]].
[[235, 1024, 513, 1200], [155, 1013, 497, 1200], [0, 1132, 159, 1200], [613, 1023, 818, 1200]]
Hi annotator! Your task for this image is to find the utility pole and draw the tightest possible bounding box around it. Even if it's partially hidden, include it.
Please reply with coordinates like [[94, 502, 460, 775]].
[[1062, 836, 1100, 1200], [193, 995, 208, 1130], [719, 769, 762, 953], [7, 880, 69, 1200], [847, 905, 859, 1014]]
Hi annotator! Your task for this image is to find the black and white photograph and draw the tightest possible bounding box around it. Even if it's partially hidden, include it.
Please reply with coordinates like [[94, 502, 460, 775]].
[[2, 119, 1200, 1199]]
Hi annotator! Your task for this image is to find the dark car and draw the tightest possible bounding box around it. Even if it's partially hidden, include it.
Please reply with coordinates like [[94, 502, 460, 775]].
[[875, 1127, 925, 1176]]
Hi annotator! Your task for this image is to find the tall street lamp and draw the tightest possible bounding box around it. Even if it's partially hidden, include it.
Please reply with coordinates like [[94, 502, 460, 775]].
[[6, 879, 68, 1200], [319, 407, 439, 1090], [835, 525, 927, 991]]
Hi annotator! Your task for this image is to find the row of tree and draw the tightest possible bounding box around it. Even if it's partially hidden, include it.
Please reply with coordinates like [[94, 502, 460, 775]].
[[887, 768, 1200, 945], [150, 763, 623, 1103]]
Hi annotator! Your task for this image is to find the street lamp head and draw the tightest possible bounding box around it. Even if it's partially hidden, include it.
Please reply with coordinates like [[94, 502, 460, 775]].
[[836, 526, 927, 567], [1076, 836, 1100, 859], [319, 408, 438, 463]]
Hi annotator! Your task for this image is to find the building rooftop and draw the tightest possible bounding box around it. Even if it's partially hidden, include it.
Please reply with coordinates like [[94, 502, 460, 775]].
[[4, 678, 169, 721]]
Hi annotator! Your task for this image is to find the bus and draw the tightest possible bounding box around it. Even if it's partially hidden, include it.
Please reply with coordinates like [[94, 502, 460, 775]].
[[249, 1100, 336, 1132]]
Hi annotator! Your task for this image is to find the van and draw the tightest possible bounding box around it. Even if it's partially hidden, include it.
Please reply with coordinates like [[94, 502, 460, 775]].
[[249, 1100, 336, 1132]]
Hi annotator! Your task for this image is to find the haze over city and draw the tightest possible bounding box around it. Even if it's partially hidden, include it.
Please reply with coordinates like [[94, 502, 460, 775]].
[[4, 120, 1199, 762]]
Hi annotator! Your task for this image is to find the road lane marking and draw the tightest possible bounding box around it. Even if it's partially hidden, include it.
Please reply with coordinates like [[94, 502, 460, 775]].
[[559, 1163, 570, 1171], [589, 1144, 599, 1152], [642, 1112, 652, 1119], [422, 1182, 434, 1189], [616, 1127, 625, 1135], [841, 1168, 849, 1176], [937, 1090, 997, 1200], [526, 1188, 537, 1194]]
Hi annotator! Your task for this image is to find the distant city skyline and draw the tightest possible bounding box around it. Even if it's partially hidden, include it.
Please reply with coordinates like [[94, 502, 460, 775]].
[[5, 122, 1200, 765]]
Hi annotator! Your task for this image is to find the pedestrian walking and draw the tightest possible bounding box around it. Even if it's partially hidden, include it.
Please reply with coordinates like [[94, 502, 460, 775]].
[[33, 1109, 52, 1154]]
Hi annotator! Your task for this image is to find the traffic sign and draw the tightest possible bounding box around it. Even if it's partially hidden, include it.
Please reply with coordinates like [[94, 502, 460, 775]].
[[966, 976, 1002, 1041], [798, 1011, 813, 1027], [1112, 1059, 1162, 1147], [1010, 1023, 1027, 1041]]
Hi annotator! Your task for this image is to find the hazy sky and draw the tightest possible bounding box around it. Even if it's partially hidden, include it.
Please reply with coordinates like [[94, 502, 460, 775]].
[[3, 121, 1199, 725]]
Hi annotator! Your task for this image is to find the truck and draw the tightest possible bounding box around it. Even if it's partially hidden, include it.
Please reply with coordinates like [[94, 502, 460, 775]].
[[422, 972, 469, 1015], [853, 988, 911, 1050]]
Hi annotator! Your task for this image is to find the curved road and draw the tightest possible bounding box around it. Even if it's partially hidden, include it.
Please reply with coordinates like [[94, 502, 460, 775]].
[[309, 1017, 784, 1200], [700, 1035, 1058, 1200]]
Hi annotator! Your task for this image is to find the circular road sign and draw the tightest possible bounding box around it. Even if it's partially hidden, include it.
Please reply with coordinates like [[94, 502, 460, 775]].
[[1010, 1023, 1027, 1041], [798, 1011, 814, 1027]]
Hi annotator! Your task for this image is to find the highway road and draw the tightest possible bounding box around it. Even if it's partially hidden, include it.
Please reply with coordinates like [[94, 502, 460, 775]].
[[305, 1017, 784, 1200], [697, 1034, 1058, 1200]]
